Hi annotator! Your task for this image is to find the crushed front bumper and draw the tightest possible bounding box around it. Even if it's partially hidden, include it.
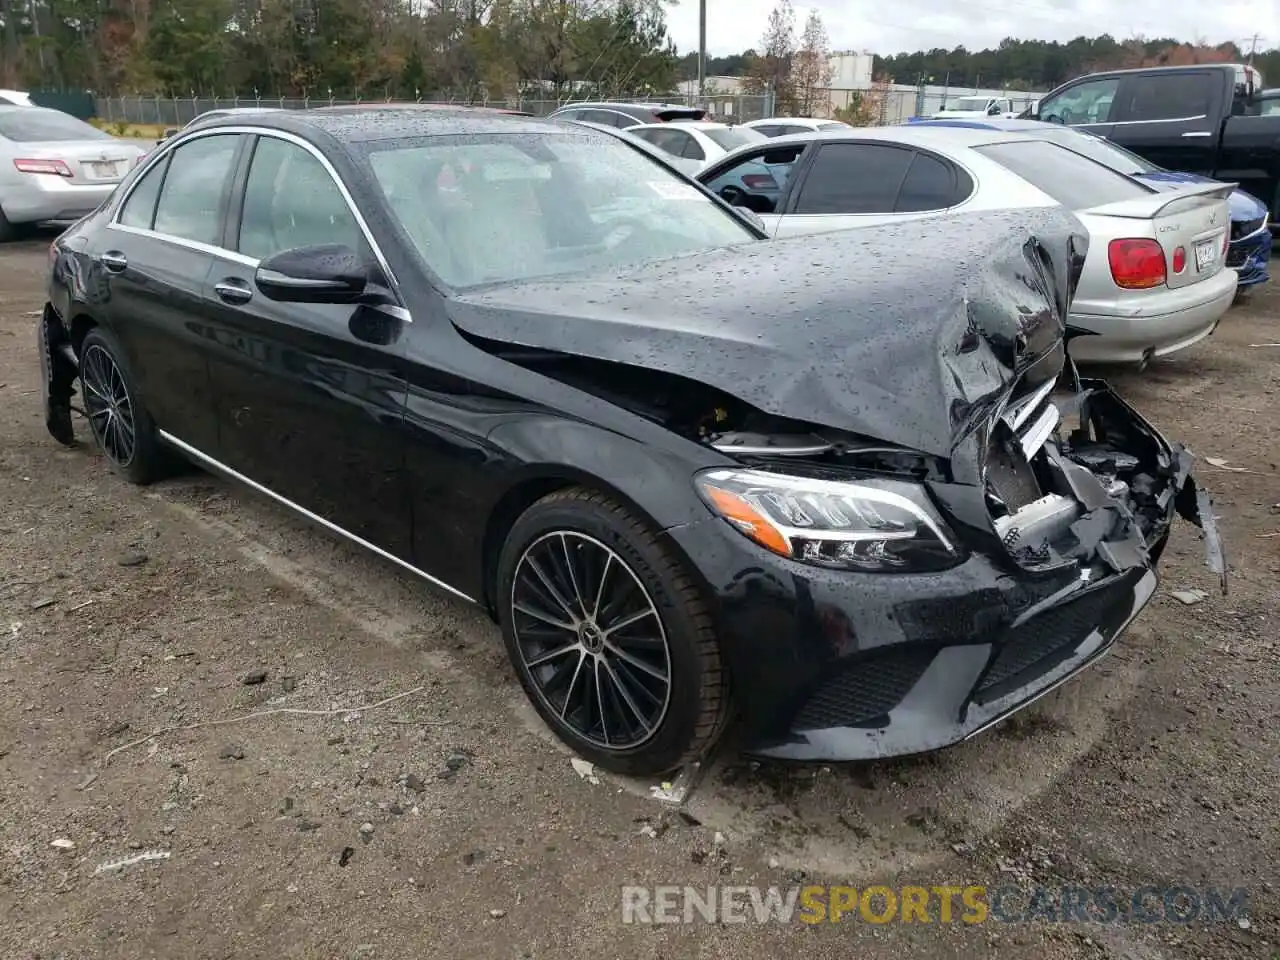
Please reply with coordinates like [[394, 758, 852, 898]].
[[667, 376, 1226, 763]]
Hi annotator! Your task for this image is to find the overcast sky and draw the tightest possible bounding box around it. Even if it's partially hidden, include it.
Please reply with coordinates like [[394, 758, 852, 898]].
[[664, 0, 1273, 58]]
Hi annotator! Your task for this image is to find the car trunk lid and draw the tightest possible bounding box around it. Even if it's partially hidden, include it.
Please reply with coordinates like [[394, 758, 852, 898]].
[[15, 139, 138, 184], [1081, 181, 1232, 291]]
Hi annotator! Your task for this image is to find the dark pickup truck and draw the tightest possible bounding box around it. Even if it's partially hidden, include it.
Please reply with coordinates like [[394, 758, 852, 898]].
[[1027, 63, 1280, 226]]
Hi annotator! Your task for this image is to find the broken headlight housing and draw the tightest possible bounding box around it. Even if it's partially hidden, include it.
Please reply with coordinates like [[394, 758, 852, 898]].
[[694, 468, 963, 572]]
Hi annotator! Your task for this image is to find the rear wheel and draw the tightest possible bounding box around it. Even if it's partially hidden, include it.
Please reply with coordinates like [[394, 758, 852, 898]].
[[78, 327, 168, 485], [0, 208, 18, 243], [496, 488, 729, 776]]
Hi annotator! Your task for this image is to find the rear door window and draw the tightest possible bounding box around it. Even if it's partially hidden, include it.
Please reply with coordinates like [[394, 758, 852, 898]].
[[118, 154, 171, 229], [975, 140, 1154, 209], [151, 133, 242, 245], [1116, 72, 1214, 121], [895, 151, 964, 212], [791, 142, 913, 214]]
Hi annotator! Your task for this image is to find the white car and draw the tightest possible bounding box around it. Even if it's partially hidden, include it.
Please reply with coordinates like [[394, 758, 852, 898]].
[[622, 121, 767, 169], [696, 125, 1235, 364], [742, 116, 851, 138], [932, 96, 1018, 119], [0, 105, 147, 240]]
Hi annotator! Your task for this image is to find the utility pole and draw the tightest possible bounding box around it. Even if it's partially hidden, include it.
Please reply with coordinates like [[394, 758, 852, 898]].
[[697, 0, 707, 98], [1245, 34, 1262, 64]]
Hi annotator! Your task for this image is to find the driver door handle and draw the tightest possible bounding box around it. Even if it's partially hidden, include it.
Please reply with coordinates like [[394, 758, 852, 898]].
[[99, 250, 127, 272], [214, 279, 253, 305]]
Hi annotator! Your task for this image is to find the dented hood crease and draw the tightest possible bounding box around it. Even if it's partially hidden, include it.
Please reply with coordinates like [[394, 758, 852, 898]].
[[445, 209, 1089, 458]]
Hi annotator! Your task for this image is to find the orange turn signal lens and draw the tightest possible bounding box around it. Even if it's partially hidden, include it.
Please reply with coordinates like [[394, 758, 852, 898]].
[[700, 485, 792, 557]]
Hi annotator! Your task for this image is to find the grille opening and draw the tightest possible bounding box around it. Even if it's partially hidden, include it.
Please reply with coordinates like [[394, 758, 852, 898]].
[[791, 648, 936, 730], [973, 574, 1138, 704]]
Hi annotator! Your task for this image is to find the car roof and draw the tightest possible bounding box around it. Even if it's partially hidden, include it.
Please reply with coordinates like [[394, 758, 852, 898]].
[[625, 120, 732, 131], [916, 118, 1052, 132], [706, 124, 1044, 167], [194, 105, 574, 143], [553, 101, 687, 111]]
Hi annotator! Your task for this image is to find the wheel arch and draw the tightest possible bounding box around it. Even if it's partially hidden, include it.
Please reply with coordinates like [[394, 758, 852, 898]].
[[480, 464, 689, 620]]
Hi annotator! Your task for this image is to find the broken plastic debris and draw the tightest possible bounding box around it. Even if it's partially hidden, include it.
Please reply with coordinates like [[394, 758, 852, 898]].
[[570, 758, 600, 785], [94, 850, 171, 874], [1204, 457, 1251, 473], [1171, 589, 1208, 605], [50, 838, 75, 850], [648, 763, 703, 804]]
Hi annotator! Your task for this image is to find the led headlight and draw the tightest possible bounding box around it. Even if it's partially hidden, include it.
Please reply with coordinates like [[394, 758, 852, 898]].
[[694, 468, 962, 572]]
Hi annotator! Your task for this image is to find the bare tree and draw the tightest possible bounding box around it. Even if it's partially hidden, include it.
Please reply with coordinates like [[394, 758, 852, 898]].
[[743, 0, 795, 112], [791, 9, 830, 116]]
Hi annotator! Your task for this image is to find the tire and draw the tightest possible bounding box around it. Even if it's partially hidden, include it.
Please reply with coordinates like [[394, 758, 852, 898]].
[[78, 326, 168, 485], [0, 207, 18, 243], [496, 488, 730, 777]]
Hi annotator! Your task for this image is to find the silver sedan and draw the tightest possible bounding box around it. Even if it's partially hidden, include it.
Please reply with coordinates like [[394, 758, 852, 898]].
[[0, 106, 146, 241], [697, 125, 1235, 364]]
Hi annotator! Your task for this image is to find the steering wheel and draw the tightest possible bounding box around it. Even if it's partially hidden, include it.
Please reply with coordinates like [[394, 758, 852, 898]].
[[718, 185, 747, 206]]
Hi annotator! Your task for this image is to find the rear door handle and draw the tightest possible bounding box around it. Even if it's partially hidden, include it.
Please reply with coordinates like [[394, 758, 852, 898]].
[[214, 279, 253, 305], [99, 250, 127, 272]]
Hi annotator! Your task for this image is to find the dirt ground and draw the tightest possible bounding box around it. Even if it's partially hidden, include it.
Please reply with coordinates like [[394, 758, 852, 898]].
[[1, 234, 1277, 960]]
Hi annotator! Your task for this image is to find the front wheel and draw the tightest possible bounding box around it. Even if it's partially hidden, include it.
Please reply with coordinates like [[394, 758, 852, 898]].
[[496, 488, 730, 777]]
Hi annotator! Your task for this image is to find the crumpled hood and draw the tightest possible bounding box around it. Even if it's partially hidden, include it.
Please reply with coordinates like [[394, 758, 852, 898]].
[[1134, 172, 1268, 222], [446, 208, 1089, 459]]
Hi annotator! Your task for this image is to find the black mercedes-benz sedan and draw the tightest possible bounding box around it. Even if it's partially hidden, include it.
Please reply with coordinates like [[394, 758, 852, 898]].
[[37, 107, 1224, 776]]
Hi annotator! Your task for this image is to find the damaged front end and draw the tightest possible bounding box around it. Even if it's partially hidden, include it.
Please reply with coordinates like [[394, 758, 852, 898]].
[[983, 360, 1226, 592], [446, 207, 1227, 760]]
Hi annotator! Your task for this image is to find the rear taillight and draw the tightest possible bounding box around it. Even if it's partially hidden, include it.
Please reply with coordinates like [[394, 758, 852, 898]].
[[741, 173, 778, 190], [1171, 246, 1187, 273], [14, 157, 73, 177], [1108, 238, 1166, 289]]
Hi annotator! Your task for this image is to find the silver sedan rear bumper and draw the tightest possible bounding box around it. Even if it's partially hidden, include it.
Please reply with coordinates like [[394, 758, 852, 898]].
[[3, 177, 119, 224], [1066, 268, 1237, 363]]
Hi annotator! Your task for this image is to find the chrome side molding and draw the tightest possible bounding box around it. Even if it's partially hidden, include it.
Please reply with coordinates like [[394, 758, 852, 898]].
[[156, 430, 476, 604]]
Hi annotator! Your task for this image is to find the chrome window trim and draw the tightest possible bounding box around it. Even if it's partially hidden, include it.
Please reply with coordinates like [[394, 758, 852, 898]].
[[157, 429, 475, 604], [108, 124, 404, 298], [110, 222, 261, 266]]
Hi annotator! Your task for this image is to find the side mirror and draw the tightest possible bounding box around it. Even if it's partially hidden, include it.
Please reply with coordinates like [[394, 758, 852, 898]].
[[255, 244, 369, 304]]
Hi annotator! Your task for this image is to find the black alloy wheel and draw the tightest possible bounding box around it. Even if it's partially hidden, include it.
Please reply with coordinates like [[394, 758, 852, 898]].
[[512, 529, 672, 749], [81, 341, 137, 468], [77, 327, 167, 485], [497, 488, 729, 776]]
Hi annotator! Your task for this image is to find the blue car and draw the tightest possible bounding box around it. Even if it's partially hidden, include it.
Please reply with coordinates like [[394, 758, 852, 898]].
[[919, 118, 1272, 290]]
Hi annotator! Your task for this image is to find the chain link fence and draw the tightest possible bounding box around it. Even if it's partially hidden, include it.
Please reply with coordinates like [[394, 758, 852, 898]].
[[93, 93, 774, 128]]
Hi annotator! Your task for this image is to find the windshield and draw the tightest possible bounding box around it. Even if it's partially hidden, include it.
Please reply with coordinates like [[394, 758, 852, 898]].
[[1034, 126, 1160, 174], [365, 132, 756, 288], [0, 107, 110, 142], [701, 126, 767, 150], [950, 98, 990, 111]]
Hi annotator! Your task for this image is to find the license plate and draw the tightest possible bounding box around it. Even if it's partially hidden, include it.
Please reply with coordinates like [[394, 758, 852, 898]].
[[1194, 238, 1218, 271], [86, 161, 118, 178]]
